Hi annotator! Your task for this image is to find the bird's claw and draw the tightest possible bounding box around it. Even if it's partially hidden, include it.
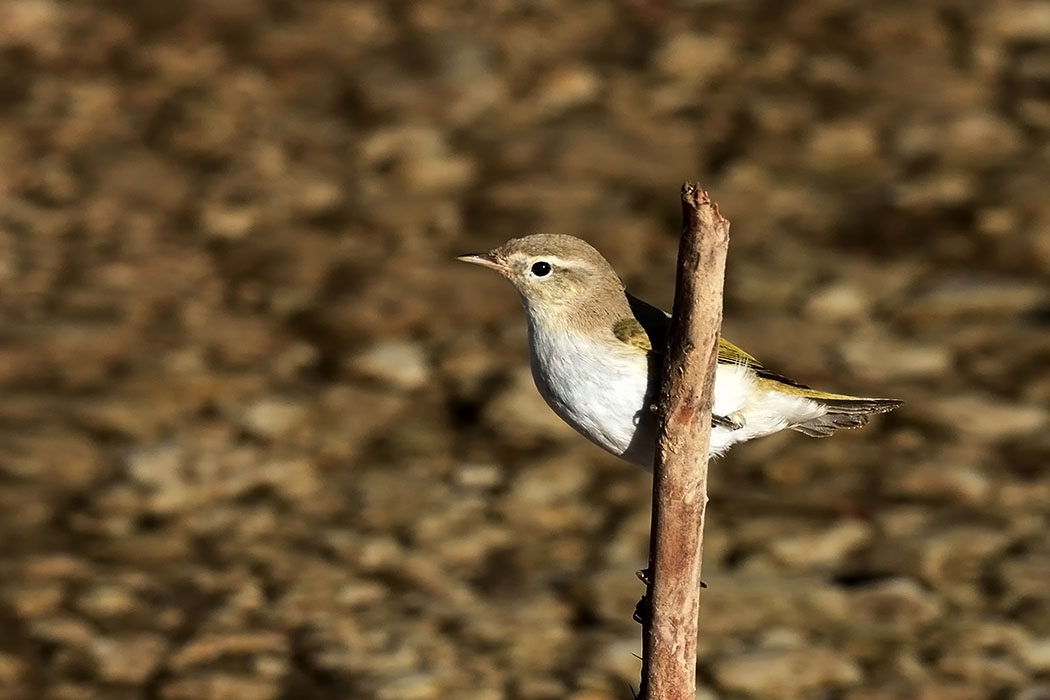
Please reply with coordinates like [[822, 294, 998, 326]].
[[636, 567, 707, 589], [633, 593, 649, 625], [633, 567, 707, 624]]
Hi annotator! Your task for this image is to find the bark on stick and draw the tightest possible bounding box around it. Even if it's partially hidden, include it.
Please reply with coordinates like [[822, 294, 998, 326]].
[[639, 183, 730, 700]]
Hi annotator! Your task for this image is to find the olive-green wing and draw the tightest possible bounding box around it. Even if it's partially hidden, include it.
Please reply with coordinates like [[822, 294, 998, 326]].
[[621, 292, 810, 388], [623, 293, 759, 365], [620, 294, 902, 423]]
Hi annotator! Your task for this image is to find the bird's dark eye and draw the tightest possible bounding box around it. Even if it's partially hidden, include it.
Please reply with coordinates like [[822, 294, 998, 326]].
[[531, 261, 552, 277]]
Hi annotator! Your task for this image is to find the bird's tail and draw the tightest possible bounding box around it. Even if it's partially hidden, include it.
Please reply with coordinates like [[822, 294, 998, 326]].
[[790, 392, 903, 437]]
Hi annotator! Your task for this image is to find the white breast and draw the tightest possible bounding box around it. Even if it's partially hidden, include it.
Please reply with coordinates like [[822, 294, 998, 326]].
[[525, 323, 826, 467], [528, 327, 652, 461]]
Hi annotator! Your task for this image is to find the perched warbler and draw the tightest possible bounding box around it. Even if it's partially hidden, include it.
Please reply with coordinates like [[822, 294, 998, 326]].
[[459, 234, 901, 468]]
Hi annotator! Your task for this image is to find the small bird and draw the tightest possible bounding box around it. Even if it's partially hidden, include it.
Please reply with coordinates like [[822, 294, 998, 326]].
[[459, 234, 901, 468]]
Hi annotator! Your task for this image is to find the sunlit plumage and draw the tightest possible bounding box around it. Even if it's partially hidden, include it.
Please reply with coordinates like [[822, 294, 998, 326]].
[[459, 234, 901, 468]]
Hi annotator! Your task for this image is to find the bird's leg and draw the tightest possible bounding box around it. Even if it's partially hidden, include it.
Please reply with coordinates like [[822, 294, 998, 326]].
[[712, 413, 744, 430]]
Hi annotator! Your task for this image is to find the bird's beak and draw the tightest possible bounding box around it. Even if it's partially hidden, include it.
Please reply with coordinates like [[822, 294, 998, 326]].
[[456, 252, 509, 274]]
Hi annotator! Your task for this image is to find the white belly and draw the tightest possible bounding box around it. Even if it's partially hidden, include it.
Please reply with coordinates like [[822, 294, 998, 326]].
[[527, 329, 826, 468], [529, 330, 653, 461]]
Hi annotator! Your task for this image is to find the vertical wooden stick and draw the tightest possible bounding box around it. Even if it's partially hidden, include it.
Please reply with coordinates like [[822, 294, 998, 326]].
[[639, 183, 730, 700]]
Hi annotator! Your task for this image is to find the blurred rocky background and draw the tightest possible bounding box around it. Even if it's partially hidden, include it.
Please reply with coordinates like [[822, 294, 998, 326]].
[[0, 1, 1049, 698]]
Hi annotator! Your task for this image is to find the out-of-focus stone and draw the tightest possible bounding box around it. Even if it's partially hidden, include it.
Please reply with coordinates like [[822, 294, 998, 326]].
[[375, 672, 441, 700], [75, 584, 138, 619], [2, 581, 64, 618], [453, 463, 503, 490], [990, 3, 1050, 41], [168, 631, 287, 671], [290, 177, 343, 218], [943, 114, 1023, 168], [767, 520, 872, 570], [887, 461, 991, 505], [28, 615, 94, 648], [907, 277, 1044, 320], [713, 647, 862, 696], [938, 651, 1026, 688], [593, 636, 642, 683], [700, 576, 849, 641], [238, 397, 309, 439], [805, 282, 871, 322], [202, 202, 257, 240], [360, 126, 476, 194], [1, 430, 104, 491], [846, 578, 944, 631], [928, 394, 1048, 441], [806, 122, 879, 174], [483, 367, 576, 445], [90, 633, 168, 684], [535, 65, 601, 116], [160, 674, 281, 700], [0, 651, 27, 684], [349, 340, 430, 391], [1018, 638, 1050, 673], [894, 172, 976, 209], [1000, 551, 1050, 603], [847, 684, 983, 700], [842, 333, 951, 382], [1016, 685, 1050, 700], [655, 33, 734, 86], [918, 527, 1010, 600]]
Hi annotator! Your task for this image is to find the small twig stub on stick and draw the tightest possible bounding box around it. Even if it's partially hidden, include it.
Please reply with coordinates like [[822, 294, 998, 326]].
[[639, 183, 730, 700]]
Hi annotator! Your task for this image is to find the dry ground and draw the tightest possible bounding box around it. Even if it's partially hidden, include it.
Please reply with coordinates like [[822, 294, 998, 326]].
[[1, 1, 1050, 699]]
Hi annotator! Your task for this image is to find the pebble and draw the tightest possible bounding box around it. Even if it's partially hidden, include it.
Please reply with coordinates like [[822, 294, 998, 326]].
[[2, 582, 64, 618], [918, 527, 1010, 601], [767, 520, 873, 570], [713, 647, 862, 696], [160, 674, 281, 700], [888, 460, 991, 504], [535, 65, 601, 116], [594, 636, 643, 683], [238, 397, 308, 439], [943, 114, 1023, 168], [928, 394, 1048, 441], [349, 340, 430, 391], [168, 631, 287, 671], [1018, 638, 1050, 673], [655, 33, 734, 86], [453, 462, 503, 490], [0, 651, 28, 684], [75, 584, 138, 619], [845, 578, 944, 631], [89, 633, 168, 684], [2, 3, 1049, 700], [376, 672, 441, 700], [907, 277, 1045, 320], [805, 282, 871, 322], [842, 333, 952, 381], [483, 367, 577, 445], [806, 122, 880, 174], [990, 3, 1050, 41], [1017, 685, 1050, 700]]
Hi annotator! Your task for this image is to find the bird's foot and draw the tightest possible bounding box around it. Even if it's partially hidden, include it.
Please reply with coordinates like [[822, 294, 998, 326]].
[[633, 593, 649, 625], [635, 568, 707, 592], [713, 413, 744, 430]]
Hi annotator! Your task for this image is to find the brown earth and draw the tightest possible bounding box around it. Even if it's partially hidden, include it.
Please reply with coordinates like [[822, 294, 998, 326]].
[[1, 1, 1050, 699]]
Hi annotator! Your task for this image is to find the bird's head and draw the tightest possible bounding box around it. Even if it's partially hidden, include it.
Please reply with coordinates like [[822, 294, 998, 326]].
[[457, 234, 625, 318]]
